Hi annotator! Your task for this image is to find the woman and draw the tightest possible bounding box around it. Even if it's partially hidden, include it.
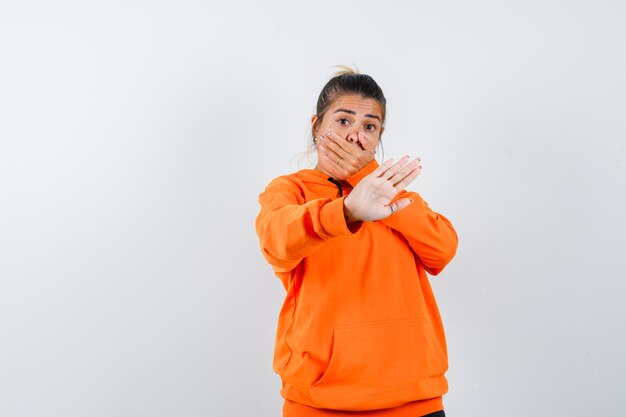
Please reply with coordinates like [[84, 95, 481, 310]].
[[255, 68, 458, 417]]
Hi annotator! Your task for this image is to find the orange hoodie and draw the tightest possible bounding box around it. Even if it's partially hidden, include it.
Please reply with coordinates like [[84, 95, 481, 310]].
[[255, 160, 458, 415]]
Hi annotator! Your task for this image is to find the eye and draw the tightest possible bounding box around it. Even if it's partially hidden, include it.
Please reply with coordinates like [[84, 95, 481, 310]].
[[365, 124, 377, 131], [337, 118, 350, 126]]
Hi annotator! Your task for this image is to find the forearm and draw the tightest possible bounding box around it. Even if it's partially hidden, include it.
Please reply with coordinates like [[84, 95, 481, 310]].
[[256, 186, 354, 272], [381, 191, 458, 275]]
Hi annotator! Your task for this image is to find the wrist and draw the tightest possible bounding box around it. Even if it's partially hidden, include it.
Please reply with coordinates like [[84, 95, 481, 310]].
[[343, 196, 359, 223]]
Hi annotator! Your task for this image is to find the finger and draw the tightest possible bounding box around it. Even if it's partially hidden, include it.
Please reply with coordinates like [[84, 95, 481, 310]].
[[319, 133, 351, 160], [322, 151, 348, 170], [373, 158, 394, 176], [318, 136, 347, 166], [325, 130, 361, 155], [354, 132, 376, 163], [393, 165, 422, 191], [381, 155, 410, 179], [357, 131, 375, 154], [321, 137, 364, 172], [392, 198, 413, 212], [390, 157, 421, 186]]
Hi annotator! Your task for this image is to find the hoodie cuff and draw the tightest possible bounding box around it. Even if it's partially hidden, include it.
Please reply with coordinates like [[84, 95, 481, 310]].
[[319, 196, 355, 237], [346, 159, 379, 187]]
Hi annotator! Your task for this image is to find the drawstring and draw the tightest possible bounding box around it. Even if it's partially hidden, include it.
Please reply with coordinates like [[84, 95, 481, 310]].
[[327, 178, 343, 197]]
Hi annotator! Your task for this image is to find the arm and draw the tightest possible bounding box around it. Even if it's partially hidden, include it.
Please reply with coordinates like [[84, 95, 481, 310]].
[[381, 191, 458, 275], [342, 157, 458, 275], [255, 177, 356, 273]]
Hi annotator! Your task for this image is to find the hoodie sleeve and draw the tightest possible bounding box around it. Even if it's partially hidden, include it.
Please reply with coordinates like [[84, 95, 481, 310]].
[[255, 176, 355, 273], [346, 159, 379, 187], [381, 190, 458, 276]]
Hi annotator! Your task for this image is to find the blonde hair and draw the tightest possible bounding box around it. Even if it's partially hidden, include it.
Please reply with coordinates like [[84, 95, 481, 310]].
[[332, 64, 360, 76]]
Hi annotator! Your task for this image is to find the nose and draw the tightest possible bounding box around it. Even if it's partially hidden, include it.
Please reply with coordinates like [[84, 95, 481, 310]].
[[347, 127, 359, 143]]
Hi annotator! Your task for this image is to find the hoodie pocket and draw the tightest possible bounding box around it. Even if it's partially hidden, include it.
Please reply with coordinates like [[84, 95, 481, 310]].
[[309, 318, 447, 410]]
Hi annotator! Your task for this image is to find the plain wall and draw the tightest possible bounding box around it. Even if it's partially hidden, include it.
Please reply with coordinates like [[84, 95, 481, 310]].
[[1, 1, 625, 416]]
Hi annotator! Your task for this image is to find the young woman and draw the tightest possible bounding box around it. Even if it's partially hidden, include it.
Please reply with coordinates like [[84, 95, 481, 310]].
[[255, 68, 458, 417]]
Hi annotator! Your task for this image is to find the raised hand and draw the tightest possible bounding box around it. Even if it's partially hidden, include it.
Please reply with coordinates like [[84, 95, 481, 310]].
[[343, 156, 422, 222]]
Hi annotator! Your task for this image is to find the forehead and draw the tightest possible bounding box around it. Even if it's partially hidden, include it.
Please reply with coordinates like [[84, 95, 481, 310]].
[[327, 95, 384, 119]]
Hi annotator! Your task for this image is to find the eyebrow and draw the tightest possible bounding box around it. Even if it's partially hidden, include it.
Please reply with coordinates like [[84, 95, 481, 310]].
[[333, 108, 381, 122]]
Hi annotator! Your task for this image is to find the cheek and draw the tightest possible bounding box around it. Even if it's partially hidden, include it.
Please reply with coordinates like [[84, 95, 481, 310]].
[[316, 118, 334, 137], [362, 129, 380, 141], [361, 132, 381, 149], [321, 120, 349, 137], [333, 122, 354, 137]]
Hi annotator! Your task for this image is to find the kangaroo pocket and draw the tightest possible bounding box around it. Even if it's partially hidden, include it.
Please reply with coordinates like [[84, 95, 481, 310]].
[[308, 318, 447, 411]]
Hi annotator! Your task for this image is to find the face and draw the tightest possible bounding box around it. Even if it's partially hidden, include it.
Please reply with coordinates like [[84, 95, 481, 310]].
[[312, 94, 385, 151], [311, 95, 385, 180]]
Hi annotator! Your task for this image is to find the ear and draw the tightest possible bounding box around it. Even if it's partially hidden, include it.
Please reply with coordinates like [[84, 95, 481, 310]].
[[311, 114, 319, 138], [380, 126, 385, 137]]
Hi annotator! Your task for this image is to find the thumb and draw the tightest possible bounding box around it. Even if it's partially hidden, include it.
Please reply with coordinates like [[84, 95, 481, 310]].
[[392, 197, 413, 212]]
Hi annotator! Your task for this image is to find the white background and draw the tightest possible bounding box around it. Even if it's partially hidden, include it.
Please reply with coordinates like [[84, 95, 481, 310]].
[[1, 1, 625, 416]]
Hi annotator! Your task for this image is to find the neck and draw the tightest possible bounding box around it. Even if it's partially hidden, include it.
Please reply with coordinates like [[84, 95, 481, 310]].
[[314, 162, 333, 178]]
